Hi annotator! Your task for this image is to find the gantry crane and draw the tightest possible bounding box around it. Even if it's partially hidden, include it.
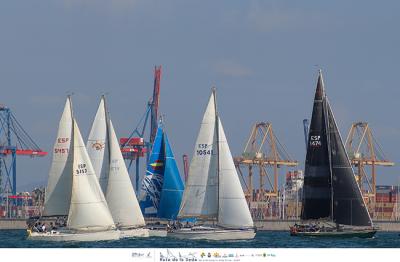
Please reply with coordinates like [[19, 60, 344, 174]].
[[345, 122, 394, 217], [0, 105, 47, 216], [120, 66, 162, 193], [234, 122, 298, 218]]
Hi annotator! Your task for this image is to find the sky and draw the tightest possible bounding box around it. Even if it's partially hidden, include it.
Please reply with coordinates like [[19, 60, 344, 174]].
[[0, 0, 399, 192]]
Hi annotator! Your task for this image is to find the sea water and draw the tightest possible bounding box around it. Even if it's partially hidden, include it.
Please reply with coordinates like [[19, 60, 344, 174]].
[[0, 230, 399, 248]]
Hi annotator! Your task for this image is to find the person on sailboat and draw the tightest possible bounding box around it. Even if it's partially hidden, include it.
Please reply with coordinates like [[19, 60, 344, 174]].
[[28, 96, 120, 242]]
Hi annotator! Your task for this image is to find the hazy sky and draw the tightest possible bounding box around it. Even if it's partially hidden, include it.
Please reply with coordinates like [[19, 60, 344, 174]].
[[1, 1, 399, 191]]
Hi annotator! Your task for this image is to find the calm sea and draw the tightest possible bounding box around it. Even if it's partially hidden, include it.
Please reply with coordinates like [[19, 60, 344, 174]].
[[0, 230, 399, 248]]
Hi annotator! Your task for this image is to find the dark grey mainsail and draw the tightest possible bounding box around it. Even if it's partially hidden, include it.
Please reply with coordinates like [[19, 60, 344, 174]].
[[301, 71, 372, 227]]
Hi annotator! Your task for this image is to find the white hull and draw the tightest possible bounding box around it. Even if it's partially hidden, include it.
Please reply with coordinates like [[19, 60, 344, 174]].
[[148, 229, 167, 237], [119, 227, 149, 238], [27, 229, 120, 242], [168, 227, 256, 240]]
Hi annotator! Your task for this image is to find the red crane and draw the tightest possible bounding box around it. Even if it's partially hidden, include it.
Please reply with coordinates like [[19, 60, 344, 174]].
[[120, 66, 162, 193]]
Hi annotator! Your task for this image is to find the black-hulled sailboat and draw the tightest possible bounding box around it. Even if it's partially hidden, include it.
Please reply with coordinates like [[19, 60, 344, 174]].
[[290, 71, 377, 238]]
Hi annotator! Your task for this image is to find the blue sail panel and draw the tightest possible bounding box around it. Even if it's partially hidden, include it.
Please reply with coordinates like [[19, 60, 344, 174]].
[[139, 125, 165, 216], [157, 133, 184, 220]]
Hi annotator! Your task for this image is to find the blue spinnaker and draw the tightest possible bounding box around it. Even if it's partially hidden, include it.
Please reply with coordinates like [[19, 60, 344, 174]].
[[139, 125, 165, 216], [158, 133, 184, 219]]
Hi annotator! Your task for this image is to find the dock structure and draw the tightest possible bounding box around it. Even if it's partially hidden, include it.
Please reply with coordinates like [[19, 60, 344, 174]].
[[345, 122, 395, 218], [234, 122, 298, 219]]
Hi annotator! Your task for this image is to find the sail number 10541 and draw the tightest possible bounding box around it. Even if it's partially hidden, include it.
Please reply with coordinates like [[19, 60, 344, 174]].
[[196, 143, 214, 156]]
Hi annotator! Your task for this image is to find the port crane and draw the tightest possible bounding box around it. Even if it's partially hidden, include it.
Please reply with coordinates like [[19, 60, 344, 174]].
[[120, 66, 162, 193], [234, 122, 298, 219], [0, 105, 47, 216], [345, 122, 394, 217]]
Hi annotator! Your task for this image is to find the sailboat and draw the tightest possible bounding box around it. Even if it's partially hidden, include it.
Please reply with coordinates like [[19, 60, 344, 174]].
[[289, 71, 377, 238], [139, 121, 185, 236], [169, 88, 256, 240], [28, 96, 119, 241], [87, 96, 148, 238]]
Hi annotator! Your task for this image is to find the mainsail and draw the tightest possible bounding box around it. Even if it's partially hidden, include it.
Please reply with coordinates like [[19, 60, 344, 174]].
[[86, 96, 109, 193], [178, 91, 218, 219], [67, 119, 115, 230], [301, 71, 372, 227], [301, 73, 331, 221], [43, 97, 73, 216]]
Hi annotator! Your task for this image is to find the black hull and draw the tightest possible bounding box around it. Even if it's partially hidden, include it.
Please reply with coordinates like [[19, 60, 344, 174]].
[[290, 226, 376, 238]]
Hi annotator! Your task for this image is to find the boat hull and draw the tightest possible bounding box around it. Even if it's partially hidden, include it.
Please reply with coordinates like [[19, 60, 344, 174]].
[[27, 229, 120, 242], [149, 229, 167, 237], [168, 227, 256, 240], [290, 227, 377, 238], [119, 227, 149, 238]]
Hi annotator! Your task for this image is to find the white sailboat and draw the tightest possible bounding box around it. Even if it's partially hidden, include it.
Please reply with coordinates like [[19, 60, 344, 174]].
[[170, 88, 256, 240], [28, 96, 119, 241], [87, 96, 148, 238]]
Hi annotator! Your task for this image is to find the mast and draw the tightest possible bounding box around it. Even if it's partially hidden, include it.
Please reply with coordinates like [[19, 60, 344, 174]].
[[103, 95, 112, 175], [319, 71, 335, 223], [213, 87, 220, 221]]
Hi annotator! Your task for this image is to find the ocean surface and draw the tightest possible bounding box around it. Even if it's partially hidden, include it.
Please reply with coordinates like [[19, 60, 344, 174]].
[[1, 230, 400, 248]]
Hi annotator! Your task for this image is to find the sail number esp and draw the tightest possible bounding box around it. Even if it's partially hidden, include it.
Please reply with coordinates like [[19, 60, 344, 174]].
[[310, 135, 322, 147], [76, 163, 88, 175], [196, 143, 214, 156]]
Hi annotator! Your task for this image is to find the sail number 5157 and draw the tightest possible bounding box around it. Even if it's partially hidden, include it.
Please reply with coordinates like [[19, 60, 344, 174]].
[[76, 163, 88, 175]]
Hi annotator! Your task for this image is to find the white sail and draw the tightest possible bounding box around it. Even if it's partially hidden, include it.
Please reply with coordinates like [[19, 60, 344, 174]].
[[106, 119, 145, 228], [67, 119, 115, 231], [43, 97, 73, 216], [217, 118, 254, 228], [178, 91, 218, 218], [86, 96, 109, 193]]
